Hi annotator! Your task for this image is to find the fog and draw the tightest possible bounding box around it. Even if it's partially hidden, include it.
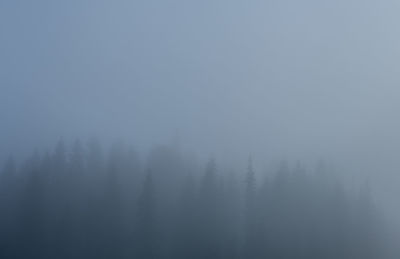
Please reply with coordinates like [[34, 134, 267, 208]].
[[1, 0, 400, 258]]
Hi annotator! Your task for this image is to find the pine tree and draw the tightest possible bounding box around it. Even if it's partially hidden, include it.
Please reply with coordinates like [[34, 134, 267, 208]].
[[243, 156, 262, 259], [0, 156, 18, 258], [173, 173, 197, 259], [135, 171, 157, 259], [197, 158, 221, 259], [99, 148, 125, 259], [19, 167, 47, 258]]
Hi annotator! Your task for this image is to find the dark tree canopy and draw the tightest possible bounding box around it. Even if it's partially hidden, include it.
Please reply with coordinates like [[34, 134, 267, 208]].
[[0, 140, 386, 259]]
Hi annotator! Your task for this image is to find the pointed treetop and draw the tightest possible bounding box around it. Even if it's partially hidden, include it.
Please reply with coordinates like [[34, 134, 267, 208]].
[[2, 155, 16, 179], [246, 155, 255, 185], [201, 158, 218, 194], [205, 157, 216, 177]]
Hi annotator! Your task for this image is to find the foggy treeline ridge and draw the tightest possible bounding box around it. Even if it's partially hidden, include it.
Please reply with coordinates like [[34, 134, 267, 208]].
[[0, 138, 384, 259]]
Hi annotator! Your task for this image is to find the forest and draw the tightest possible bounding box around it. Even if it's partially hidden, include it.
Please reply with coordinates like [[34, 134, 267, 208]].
[[0, 139, 384, 259], [3, 0, 400, 258]]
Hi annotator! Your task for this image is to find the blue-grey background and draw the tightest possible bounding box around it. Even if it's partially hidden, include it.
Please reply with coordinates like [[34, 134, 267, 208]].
[[1, 0, 400, 221]]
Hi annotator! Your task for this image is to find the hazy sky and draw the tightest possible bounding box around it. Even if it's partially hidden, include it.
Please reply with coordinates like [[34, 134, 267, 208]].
[[2, 1, 400, 213]]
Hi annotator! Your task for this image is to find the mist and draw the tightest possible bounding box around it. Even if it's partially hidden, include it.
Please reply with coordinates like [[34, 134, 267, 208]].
[[1, 0, 400, 258]]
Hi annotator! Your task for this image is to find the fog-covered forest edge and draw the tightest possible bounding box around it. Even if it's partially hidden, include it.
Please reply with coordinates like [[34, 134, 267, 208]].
[[0, 139, 394, 259]]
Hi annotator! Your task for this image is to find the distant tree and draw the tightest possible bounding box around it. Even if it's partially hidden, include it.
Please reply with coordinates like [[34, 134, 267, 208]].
[[196, 158, 222, 259], [243, 156, 263, 259], [98, 146, 125, 259], [0, 156, 18, 257], [245, 157, 256, 211], [268, 160, 292, 258], [70, 139, 85, 175], [86, 137, 104, 176], [172, 173, 198, 259], [66, 139, 86, 257], [353, 180, 381, 259], [19, 167, 47, 258], [53, 139, 67, 174], [135, 171, 157, 259], [220, 171, 240, 259], [0, 156, 16, 183]]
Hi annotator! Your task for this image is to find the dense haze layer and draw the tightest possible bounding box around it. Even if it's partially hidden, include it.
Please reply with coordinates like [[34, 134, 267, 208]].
[[1, 1, 400, 221], [0, 141, 388, 258]]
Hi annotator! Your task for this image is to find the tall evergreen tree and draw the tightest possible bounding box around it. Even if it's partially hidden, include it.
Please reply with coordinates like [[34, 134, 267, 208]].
[[197, 158, 222, 259], [19, 168, 47, 258], [0, 156, 18, 258], [172, 173, 197, 259], [243, 156, 262, 259], [135, 171, 157, 259]]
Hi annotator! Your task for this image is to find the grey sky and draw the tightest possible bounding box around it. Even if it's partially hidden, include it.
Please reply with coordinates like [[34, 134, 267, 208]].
[[1, 0, 400, 216]]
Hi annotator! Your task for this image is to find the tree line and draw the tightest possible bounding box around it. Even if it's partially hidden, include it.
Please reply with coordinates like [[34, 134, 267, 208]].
[[0, 139, 383, 258]]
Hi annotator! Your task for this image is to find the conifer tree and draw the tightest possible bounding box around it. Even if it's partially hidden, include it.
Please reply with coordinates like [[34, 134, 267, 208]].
[[135, 171, 157, 259]]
